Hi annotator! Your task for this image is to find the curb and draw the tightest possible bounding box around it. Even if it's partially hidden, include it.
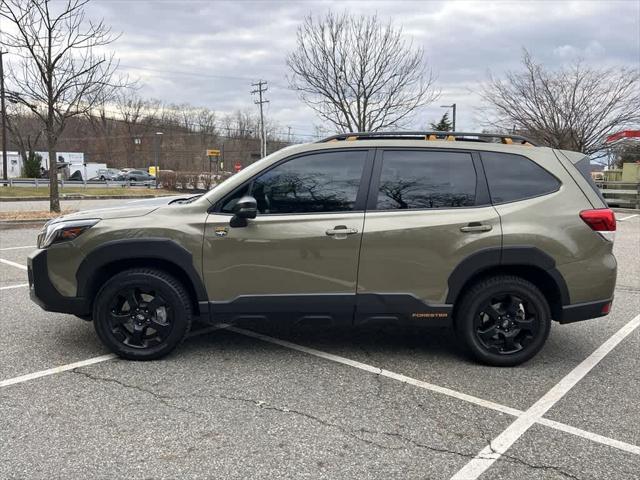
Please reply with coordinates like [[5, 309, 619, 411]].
[[0, 194, 175, 202], [0, 219, 49, 229]]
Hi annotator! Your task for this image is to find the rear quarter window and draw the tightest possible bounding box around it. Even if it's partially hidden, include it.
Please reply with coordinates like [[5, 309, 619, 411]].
[[481, 152, 560, 204], [573, 155, 607, 204]]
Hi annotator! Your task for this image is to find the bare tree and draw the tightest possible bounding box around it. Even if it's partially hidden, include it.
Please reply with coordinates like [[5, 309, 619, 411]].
[[286, 13, 438, 133], [480, 51, 640, 156], [4, 103, 44, 167], [1, 0, 127, 211]]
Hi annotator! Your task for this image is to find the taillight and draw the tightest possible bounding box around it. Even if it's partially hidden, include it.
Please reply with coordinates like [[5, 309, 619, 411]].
[[580, 208, 616, 242]]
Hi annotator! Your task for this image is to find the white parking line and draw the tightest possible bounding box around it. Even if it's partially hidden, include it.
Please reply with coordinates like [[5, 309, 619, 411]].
[[450, 313, 640, 480], [0, 245, 36, 251], [538, 417, 640, 456], [0, 354, 117, 388], [0, 283, 29, 290], [0, 324, 228, 389], [0, 258, 27, 270], [618, 214, 639, 221], [226, 326, 640, 458]]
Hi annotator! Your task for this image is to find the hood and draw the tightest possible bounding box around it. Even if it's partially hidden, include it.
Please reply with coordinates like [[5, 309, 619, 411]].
[[52, 195, 196, 222]]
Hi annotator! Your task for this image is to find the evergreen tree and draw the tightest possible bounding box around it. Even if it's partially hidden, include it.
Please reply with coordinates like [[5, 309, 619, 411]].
[[430, 113, 453, 131], [22, 152, 42, 178]]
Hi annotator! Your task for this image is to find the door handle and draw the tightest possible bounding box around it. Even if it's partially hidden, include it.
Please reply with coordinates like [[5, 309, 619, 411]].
[[460, 223, 493, 233], [326, 225, 359, 236]]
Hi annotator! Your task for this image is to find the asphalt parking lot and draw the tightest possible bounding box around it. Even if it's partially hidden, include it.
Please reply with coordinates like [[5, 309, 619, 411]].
[[1, 213, 639, 480]]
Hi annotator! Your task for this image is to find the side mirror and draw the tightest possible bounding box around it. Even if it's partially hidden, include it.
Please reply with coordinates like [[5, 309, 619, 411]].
[[230, 195, 257, 228]]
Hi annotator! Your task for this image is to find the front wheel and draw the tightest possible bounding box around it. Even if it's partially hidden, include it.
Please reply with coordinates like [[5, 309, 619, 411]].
[[93, 268, 192, 360], [455, 275, 551, 367]]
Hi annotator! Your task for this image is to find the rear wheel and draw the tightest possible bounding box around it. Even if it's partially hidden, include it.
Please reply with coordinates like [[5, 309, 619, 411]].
[[93, 268, 192, 360], [455, 275, 551, 366]]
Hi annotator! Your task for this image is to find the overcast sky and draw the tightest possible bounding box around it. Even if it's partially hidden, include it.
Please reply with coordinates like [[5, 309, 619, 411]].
[[16, 0, 640, 139]]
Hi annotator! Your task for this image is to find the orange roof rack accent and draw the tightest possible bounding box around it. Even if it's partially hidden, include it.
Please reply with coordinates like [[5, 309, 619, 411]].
[[318, 132, 538, 146]]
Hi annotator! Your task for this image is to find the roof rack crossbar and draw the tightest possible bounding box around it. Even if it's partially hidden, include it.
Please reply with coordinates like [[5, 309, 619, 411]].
[[317, 131, 537, 146]]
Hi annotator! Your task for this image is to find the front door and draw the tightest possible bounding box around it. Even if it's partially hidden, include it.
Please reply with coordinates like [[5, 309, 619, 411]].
[[203, 149, 373, 323]]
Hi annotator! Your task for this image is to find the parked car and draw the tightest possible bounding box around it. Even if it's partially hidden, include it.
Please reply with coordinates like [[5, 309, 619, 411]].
[[89, 168, 122, 181], [28, 131, 616, 366], [117, 169, 155, 182]]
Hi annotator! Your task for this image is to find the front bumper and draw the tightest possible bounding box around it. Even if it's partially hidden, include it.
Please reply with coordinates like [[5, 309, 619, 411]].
[[28, 249, 90, 316]]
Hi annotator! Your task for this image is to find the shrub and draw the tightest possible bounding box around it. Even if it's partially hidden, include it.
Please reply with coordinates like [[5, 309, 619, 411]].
[[201, 172, 214, 190], [162, 171, 178, 190]]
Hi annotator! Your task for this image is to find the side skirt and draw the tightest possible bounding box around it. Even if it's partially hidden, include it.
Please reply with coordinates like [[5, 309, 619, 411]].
[[205, 293, 453, 328]]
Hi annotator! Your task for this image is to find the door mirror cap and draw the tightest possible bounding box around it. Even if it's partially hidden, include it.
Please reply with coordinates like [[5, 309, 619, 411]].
[[233, 195, 258, 219], [230, 195, 257, 228]]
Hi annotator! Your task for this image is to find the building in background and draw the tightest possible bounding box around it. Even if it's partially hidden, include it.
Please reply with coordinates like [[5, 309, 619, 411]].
[[0, 151, 86, 178]]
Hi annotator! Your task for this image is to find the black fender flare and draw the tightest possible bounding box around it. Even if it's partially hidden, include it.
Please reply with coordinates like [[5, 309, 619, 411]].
[[446, 246, 570, 305], [76, 238, 209, 311]]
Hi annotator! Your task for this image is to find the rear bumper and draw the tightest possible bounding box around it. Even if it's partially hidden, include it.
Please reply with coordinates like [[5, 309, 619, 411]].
[[557, 298, 613, 324], [28, 249, 90, 316]]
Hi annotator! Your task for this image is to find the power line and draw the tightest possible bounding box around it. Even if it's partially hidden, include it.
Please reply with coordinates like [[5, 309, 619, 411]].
[[78, 104, 319, 141], [251, 80, 269, 158], [119, 63, 288, 89]]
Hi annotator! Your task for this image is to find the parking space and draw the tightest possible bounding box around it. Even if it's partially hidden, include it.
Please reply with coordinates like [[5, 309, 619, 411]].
[[1, 217, 639, 479]]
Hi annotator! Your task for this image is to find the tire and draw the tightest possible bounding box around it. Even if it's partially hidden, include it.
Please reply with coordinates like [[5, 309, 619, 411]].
[[93, 268, 192, 360], [455, 275, 551, 367]]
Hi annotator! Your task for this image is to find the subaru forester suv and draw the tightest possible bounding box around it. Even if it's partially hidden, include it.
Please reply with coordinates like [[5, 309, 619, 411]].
[[28, 132, 617, 366]]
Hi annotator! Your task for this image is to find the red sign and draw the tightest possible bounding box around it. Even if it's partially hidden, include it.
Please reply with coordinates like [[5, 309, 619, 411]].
[[234, 163, 242, 172], [606, 130, 640, 143]]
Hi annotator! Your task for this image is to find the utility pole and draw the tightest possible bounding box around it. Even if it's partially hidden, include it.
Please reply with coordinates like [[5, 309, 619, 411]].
[[251, 80, 269, 158], [0, 50, 8, 181], [154, 132, 163, 189], [287, 126, 292, 144], [440, 103, 457, 131]]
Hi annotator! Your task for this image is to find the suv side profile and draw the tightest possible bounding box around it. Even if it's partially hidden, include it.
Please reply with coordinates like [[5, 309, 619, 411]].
[[28, 132, 617, 366]]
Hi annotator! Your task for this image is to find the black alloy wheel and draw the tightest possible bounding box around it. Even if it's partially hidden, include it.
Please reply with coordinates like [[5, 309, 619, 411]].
[[93, 269, 192, 360], [108, 286, 173, 349], [474, 293, 540, 355], [455, 275, 551, 366]]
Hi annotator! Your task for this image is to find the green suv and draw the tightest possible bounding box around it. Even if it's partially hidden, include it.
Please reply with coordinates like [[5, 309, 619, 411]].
[[28, 132, 617, 366]]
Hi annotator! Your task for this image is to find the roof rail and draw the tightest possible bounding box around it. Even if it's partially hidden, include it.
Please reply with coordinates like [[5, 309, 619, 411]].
[[318, 131, 537, 146]]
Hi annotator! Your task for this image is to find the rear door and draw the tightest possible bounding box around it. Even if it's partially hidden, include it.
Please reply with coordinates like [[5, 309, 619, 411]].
[[203, 148, 374, 323], [356, 148, 502, 322]]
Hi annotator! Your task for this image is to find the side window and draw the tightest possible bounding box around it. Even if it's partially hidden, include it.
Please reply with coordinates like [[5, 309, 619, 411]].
[[220, 150, 367, 214], [220, 184, 250, 213], [481, 152, 560, 204], [376, 150, 477, 209]]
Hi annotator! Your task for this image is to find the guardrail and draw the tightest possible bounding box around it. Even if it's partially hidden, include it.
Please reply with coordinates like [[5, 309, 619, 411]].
[[0, 178, 156, 188], [596, 181, 640, 209]]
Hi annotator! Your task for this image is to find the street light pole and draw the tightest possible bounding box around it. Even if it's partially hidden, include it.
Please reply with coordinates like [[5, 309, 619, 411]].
[[440, 103, 457, 131], [154, 132, 163, 189]]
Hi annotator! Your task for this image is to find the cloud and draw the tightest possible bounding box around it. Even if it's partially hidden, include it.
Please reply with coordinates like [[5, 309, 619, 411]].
[[70, 0, 640, 135], [554, 41, 606, 59]]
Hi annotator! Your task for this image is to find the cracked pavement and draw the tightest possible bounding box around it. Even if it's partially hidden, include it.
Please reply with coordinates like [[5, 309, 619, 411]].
[[1, 219, 639, 479]]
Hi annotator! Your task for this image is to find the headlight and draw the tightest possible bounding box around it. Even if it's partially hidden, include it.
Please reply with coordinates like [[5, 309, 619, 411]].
[[37, 219, 100, 249]]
